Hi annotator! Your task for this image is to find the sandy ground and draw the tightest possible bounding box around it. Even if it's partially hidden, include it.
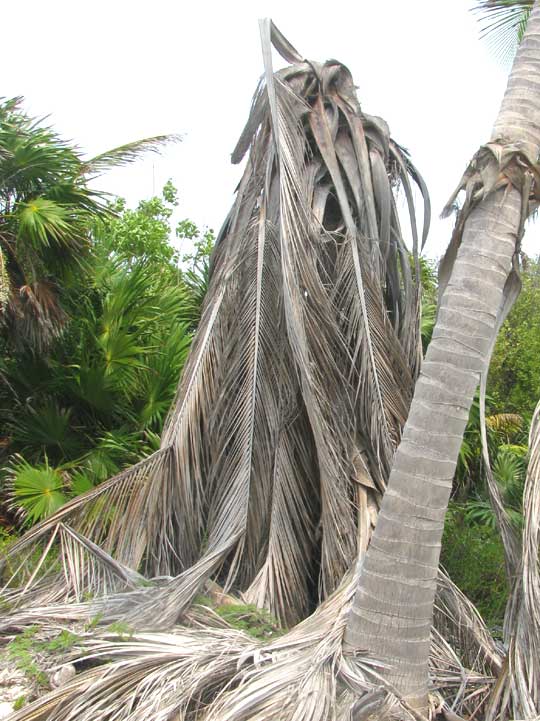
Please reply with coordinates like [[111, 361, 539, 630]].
[[0, 662, 29, 719]]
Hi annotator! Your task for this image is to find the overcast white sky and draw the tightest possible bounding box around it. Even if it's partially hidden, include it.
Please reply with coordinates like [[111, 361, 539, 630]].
[[3, 0, 535, 258]]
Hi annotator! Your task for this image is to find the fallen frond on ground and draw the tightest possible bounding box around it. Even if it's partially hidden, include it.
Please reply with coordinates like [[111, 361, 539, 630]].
[[6, 571, 497, 721]]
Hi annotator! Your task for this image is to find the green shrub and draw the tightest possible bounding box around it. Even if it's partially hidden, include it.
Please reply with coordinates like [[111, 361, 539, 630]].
[[441, 508, 508, 632]]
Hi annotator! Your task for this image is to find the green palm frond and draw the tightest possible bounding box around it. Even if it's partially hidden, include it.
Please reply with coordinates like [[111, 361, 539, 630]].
[[462, 498, 503, 531], [420, 301, 436, 354], [69, 471, 95, 497], [178, 264, 210, 329], [8, 402, 84, 461], [81, 135, 182, 174], [70, 365, 119, 416], [0, 98, 177, 352], [16, 197, 72, 248], [138, 323, 192, 429], [474, 0, 533, 61], [79, 430, 143, 483], [493, 448, 526, 510]]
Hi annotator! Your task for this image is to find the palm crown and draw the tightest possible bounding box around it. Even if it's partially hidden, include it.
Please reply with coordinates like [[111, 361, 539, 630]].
[[0, 96, 177, 351]]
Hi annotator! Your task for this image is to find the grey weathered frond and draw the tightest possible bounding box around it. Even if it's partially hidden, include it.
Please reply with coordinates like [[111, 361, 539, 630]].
[[0, 522, 148, 620], [495, 400, 540, 719], [435, 569, 504, 678], [7, 568, 496, 721], [1, 449, 170, 575], [245, 400, 319, 625]]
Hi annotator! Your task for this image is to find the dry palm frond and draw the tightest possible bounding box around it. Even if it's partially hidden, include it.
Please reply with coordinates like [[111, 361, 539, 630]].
[[0, 522, 148, 628], [493, 400, 540, 721], [480, 374, 521, 579], [485, 412, 523, 433], [7, 568, 496, 721], [3, 18, 531, 721], [435, 569, 503, 677], [2, 18, 429, 629], [1, 448, 174, 578]]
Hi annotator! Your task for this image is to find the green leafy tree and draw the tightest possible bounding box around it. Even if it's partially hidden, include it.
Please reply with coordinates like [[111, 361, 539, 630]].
[[489, 257, 540, 415]]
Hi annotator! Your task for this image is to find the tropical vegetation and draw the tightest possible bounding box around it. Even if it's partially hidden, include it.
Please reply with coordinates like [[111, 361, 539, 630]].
[[0, 98, 211, 528], [1, 4, 540, 721]]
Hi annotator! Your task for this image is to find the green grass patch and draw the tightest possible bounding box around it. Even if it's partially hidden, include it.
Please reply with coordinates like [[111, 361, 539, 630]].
[[7, 627, 48, 687], [213, 603, 283, 640], [106, 621, 134, 639], [13, 695, 26, 711], [7, 626, 80, 687]]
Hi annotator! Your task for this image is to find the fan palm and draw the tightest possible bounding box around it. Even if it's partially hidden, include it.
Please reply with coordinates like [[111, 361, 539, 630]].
[[0, 97, 178, 352], [2, 249, 201, 522]]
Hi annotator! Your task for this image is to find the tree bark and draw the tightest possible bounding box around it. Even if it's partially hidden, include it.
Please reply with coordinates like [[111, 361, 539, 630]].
[[343, 1, 540, 708]]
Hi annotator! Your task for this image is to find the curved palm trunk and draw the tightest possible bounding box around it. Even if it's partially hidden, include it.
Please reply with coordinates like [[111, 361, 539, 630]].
[[344, 1, 540, 707]]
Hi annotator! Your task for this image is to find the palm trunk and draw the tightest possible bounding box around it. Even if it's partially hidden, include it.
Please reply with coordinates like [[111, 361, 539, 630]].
[[344, 1, 540, 707]]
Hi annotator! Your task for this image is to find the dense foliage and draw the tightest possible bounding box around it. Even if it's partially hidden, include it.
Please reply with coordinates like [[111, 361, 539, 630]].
[[1, 185, 211, 524], [0, 98, 212, 526], [0, 97, 109, 352], [489, 257, 540, 416]]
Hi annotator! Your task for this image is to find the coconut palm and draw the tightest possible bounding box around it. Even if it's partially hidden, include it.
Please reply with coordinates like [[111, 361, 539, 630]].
[[0, 24, 488, 721], [344, 1, 540, 712], [0, 97, 178, 352]]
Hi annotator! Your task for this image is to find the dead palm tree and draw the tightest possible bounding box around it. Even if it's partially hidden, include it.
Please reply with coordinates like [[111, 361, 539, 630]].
[[2, 25, 429, 620]]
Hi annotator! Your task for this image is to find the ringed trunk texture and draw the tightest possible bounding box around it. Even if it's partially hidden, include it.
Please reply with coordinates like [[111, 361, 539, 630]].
[[344, 1, 540, 707]]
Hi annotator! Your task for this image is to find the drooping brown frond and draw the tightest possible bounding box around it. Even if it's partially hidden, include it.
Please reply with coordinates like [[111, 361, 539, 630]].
[[7, 280, 67, 352]]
